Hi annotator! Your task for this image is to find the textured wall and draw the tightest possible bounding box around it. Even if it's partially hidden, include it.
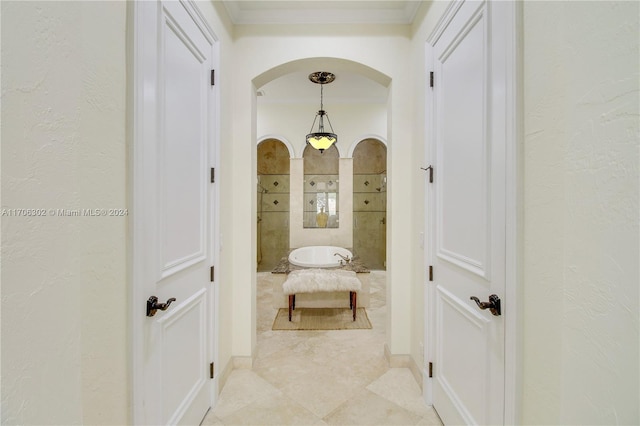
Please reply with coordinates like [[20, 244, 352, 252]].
[[1, 1, 128, 424], [522, 2, 639, 423]]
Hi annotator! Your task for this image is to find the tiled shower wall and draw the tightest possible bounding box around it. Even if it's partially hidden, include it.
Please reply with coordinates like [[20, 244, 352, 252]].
[[353, 173, 387, 269], [258, 140, 290, 271], [353, 139, 387, 270]]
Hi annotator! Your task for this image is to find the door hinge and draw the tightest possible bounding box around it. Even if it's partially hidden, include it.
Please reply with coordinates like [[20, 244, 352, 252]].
[[421, 165, 433, 183], [210, 167, 215, 183], [429, 265, 433, 281], [429, 362, 433, 378], [210, 69, 215, 86], [210, 266, 215, 282], [210, 362, 215, 379], [429, 71, 434, 88]]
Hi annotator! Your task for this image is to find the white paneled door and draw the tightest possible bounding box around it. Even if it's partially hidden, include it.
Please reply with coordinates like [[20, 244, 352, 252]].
[[132, 1, 217, 424], [426, 1, 513, 424]]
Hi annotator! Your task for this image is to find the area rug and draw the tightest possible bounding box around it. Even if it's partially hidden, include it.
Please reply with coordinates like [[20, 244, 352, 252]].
[[272, 308, 372, 330]]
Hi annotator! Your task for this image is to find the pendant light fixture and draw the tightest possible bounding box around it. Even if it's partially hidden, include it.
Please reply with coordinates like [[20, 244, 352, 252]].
[[306, 71, 337, 153]]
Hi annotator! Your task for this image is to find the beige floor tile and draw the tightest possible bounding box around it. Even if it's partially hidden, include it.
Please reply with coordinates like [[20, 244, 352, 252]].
[[201, 411, 225, 426], [210, 271, 433, 426], [218, 392, 324, 425], [209, 369, 281, 419], [367, 368, 432, 417], [323, 389, 423, 425], [416, 408, 444, 426]]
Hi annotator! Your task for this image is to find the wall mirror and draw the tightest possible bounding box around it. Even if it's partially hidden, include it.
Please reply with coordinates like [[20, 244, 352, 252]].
[[303, 144, 339, 228]]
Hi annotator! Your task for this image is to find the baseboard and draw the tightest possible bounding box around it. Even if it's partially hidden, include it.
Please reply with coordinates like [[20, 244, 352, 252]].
[[217, 359, 234, 395], [233, 356, 253, 369], [384, 344, 423, 391], [408, 357, 423, 391], [217, 355, 254, 395]]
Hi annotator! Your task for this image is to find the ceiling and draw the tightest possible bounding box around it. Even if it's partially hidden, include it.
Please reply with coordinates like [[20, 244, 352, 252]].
[[221, 1, 422, 25], [236, 1, 416, 103]]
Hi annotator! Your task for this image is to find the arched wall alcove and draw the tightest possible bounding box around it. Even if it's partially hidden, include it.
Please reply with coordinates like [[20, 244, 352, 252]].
[[257, 134, 295, 158], [347, 134, 387, 158], [256, 138, 291, 271], [352, 138, 387, 270]]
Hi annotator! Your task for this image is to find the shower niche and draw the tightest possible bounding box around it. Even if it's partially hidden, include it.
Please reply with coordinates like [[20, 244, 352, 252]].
[[303, 144, 339, 228]]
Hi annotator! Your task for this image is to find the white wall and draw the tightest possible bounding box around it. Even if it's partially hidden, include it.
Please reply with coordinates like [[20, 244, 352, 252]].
[[1, 2, 128, 424], [258, 102, 387, 158], [522, 2, 639, 424]]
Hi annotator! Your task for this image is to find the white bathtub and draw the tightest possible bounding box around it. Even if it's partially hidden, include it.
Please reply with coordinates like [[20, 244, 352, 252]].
[[288, 246, 353, 268]]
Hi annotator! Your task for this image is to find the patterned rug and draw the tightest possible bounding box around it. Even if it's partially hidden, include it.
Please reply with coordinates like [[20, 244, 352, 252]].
[[272, 307, 372, 330]]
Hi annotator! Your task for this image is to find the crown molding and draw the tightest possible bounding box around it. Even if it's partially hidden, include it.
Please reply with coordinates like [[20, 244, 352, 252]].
[[222, 1, 422, 25]]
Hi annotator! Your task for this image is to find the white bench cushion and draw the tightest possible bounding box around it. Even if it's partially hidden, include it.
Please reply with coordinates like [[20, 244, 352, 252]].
[[283, 268, 361, 295]]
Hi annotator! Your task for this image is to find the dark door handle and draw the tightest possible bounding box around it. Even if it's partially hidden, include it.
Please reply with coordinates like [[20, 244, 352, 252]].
[[146, 296, 177, 317], [470, 294, 501, 316]]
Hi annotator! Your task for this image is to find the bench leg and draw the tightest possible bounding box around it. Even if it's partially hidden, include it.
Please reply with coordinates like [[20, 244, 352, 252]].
[[288, 294, 294, 321], [350, 291, 357, 321]]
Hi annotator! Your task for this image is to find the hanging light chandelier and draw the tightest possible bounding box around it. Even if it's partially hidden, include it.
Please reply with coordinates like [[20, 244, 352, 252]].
[[306, 71, 337, 153]]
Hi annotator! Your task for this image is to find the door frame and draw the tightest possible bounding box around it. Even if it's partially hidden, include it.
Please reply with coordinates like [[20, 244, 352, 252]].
[[423, 0, 522, 423], [128, 0, 221, 422]]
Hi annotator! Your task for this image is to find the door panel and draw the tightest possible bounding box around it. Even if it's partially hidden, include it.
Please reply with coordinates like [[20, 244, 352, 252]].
[[159, 289, 208, 424], [429, 1, 506, 425], [134, 1, 216, 424], [160, 3, 208, 275], [436, 1, 489, 279], [436, 287, 490, 425]]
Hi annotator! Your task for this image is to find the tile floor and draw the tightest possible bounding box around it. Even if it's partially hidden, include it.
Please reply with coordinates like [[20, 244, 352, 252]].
[[203, 271, 443, 426]]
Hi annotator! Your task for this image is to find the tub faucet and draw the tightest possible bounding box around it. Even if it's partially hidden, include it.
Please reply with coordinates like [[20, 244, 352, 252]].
[[334, 253, 351, 264]]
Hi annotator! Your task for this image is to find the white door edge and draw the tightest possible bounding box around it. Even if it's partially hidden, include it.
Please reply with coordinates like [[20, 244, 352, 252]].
[[129, 3, 149, 422], [422, 1, 522, 424], [503, 1, 524, 423]]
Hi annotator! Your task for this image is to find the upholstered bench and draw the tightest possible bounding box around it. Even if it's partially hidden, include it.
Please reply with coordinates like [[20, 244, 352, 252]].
[[283, 268, 362, 321]]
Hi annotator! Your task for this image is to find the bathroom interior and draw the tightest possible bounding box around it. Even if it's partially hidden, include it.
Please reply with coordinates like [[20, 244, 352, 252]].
[[256, 71, 388, 274], [257, 138, 387, 273]]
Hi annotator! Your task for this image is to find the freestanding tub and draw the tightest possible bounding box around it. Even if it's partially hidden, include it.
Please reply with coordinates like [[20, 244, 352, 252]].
[[288, 246, 353, 268]]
